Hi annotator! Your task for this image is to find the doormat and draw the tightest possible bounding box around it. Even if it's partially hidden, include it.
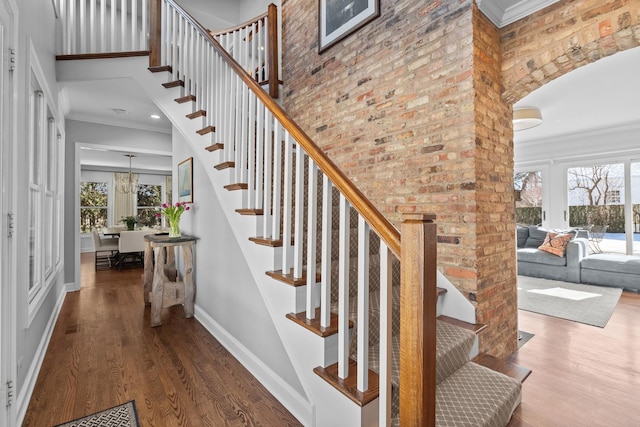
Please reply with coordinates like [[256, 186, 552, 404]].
[[54, 400, 139, 427]]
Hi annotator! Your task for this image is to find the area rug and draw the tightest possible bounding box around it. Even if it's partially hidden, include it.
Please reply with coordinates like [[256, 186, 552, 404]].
[[54, 401, 139, 427], [517, 276, 622, 327]]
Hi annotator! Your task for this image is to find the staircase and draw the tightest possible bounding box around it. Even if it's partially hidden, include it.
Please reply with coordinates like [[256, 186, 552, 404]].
[[56, 0, 529, 425]]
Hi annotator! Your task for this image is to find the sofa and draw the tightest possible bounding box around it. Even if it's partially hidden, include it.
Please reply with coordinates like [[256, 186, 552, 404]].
[[516, 225, 589, 283], [580, 253, 640, 291]]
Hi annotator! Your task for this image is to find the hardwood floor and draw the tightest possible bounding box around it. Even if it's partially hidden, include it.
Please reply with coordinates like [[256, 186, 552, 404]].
[[23, 253, 640, 426], [508, 289, 640, 427], [23, 253, 302, 427]]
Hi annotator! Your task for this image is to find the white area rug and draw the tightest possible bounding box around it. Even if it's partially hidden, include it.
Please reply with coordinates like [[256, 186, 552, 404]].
[[518, 276, 622, 327]]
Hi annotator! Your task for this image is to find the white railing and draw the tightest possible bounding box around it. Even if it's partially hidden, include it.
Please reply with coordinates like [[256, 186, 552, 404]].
[[56, 0, 149, 55], [210, 5, 279, 98], [159, 0, 399, 423]]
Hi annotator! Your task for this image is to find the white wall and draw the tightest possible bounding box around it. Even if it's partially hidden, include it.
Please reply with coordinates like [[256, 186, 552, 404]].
[[171, 129, 306, 399]]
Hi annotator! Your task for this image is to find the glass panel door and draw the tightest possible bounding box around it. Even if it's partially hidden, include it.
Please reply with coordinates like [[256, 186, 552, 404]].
[[515, 170, 543, 226], [567, 163, 625, 254], [632, 162, 640, 255]]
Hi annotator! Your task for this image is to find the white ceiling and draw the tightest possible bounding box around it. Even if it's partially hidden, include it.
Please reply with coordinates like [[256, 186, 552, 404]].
[[68, 0, 631, 169], [513, 46, 640, 144]]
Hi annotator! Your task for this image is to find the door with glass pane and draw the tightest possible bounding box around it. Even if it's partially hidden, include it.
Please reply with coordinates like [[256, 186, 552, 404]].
[[567, 163, 625, 254], [515, 170, 543, 226], [632, 161, 640, 256]]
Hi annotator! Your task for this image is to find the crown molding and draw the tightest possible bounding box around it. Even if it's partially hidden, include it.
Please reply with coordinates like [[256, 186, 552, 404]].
[[478, 0, 560, 28]]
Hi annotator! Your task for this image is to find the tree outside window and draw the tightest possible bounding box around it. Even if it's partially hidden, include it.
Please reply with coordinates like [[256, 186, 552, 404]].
[[137, 184, 162, 227], [80, 182, 108, 233]]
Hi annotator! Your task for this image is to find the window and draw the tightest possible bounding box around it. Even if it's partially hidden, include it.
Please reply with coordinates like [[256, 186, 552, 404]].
[[80, 182, 108, 233], [26, 44, 64, 318], [514, 170, 543, 225], [137, 184, 162, 227], [606, 190, 621, 204]]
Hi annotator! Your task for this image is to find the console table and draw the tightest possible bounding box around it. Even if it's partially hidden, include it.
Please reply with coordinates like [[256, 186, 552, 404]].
[[142, 234, 197, 327]]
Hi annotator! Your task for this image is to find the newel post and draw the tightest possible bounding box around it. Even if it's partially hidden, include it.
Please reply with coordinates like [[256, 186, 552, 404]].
[[267, 3, 279, 98], [149, 0, 162, 68], [400, 213, 437, 426]]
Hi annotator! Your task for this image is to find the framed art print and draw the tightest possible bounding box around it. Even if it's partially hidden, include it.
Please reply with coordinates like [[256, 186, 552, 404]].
[[318, 0, 380, 53], [177, 157, 193, 203]]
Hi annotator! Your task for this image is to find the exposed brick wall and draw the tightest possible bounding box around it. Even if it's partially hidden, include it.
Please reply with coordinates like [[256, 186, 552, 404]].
[[281, 0, 518, 358], [501, 0, 640, 104], [473, 6, 517, 357]]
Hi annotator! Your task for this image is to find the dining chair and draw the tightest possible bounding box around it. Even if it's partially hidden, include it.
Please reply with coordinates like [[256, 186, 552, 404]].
[[117, 230, 149, 269], [92, 228, 119, 270]]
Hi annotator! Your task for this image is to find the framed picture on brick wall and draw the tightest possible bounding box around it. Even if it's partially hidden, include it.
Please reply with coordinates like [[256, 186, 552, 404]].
[[319, 0, 380, 53]]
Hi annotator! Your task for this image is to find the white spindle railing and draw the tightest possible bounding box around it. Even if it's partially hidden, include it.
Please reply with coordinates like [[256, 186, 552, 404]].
[[56, 0, 150, 55], [156, 1, 399, 422], [210, 4, 279, 98]]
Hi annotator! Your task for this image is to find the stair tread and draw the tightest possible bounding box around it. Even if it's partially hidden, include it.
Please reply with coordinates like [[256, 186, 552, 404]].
[[197, 125, 216, 135], [148, 65, 172, 73], [436, 361, 521, 427], [175, 94, 196, 103], [249, 237, 283, 247], [186, 109, 206, 119], [313, 358, 379, 407], [266, 269, 321, 287], [437, 315, 487, 334], [215, 161, 235, 170], [162, 79, 184, 88], [472, 353, 532, 384], [224, 183, 248, 191], [205, 143, 224, 152], [236, 208, 263, 216], [286, 308, 352, 337]]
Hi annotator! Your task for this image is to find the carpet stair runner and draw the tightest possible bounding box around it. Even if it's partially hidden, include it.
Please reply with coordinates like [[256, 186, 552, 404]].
[[153, 68, 526, 426]]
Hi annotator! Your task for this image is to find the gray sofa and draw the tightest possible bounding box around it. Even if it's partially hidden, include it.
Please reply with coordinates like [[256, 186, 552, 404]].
[[516, 225, 589, 283], [580, 254, 640, 291]]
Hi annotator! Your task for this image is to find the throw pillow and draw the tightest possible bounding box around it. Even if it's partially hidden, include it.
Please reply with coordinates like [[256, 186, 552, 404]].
[[516, 225, 529, 248], [525, 225, 548, 248], [538, 232, 573, 257]]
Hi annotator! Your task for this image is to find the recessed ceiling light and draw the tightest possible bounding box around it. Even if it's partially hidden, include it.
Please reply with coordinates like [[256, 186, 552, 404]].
[[150, 114, 161, 119]]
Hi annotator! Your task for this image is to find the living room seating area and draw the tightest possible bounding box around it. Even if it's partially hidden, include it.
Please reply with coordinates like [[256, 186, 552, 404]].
[[517, 225, 640, 291]]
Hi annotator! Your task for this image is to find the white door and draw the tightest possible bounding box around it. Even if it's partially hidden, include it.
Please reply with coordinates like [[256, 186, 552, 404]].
[[0, 0, 16, 424]]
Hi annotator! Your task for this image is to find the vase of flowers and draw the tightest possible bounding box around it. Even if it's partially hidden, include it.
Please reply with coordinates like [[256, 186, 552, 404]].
[[121, 216, 138, 230], [157, 202, 190, 238]]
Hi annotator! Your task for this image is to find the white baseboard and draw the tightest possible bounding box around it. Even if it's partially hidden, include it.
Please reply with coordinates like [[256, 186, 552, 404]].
[[194, 305, 313, 426], [16, 283, 70, 425]]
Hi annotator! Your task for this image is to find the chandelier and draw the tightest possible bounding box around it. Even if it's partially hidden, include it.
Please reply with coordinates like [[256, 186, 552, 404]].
[[119, 154, 137, 194]]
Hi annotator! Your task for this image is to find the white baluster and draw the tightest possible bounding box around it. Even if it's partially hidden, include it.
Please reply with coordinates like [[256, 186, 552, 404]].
[[320, 176, 332, 329], [263, 15, 268, 84], [79, 0, 86, 53], [306, 160, 318, 319], [89, 0, 96, 53], [120, 0, 127, 52], [379, 244, 393, 427], [246, 90, 256, 209], [281, 132, 293, 274], [338, 194, 350, 379], [131, 0, 137, 51], [110, 0, 116, 52], [100, 0, 106, 53], [293, 143, 304, 279], [357, 216, 369, 391], [262, 108, 277, 238], [141, 0, 147, 50], [271, 122, 282, 240]]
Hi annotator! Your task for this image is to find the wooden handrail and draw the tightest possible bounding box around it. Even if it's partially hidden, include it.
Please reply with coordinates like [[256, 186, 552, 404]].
[[267, 4, 279, 98], [163, 0, 401, 257]]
